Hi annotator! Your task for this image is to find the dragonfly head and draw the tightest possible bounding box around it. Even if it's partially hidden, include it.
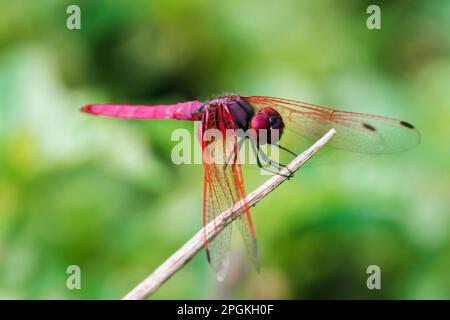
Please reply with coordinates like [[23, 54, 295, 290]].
[[249, 107, 284, 145]]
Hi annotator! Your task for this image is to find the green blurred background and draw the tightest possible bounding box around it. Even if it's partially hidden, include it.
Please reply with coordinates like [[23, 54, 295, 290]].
[[0, 0, 449, 299]]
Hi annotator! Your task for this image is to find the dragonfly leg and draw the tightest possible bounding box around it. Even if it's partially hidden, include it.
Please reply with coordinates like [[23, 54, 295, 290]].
[[258, 145, 294, 179], [250, 141, 290, 177], [275, 143, 297, 158]]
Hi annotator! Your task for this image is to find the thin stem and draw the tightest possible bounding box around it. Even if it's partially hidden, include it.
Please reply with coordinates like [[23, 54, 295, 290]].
[[122, 128, 336, 300]]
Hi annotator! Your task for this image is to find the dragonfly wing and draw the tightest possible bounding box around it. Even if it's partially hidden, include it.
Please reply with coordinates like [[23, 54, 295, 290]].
[[202, 104, 259, 280], [244, 96, 420, 154], [203, 162, 233, 281], [235, 213, 259, 271]]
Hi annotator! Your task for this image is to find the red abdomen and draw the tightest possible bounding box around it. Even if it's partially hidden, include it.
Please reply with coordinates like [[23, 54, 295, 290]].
[[81, 100, 203, 121]]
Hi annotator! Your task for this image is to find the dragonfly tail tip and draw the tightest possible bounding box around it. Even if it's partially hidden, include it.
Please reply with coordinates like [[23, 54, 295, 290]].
[[80, 104, 96, 114]]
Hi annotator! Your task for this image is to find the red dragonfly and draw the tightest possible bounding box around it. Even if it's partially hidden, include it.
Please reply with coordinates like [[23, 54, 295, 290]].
[[81, 95, 419, 280]]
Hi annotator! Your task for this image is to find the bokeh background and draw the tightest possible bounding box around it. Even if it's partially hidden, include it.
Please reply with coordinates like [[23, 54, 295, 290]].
[[0, 0, 449, 299]]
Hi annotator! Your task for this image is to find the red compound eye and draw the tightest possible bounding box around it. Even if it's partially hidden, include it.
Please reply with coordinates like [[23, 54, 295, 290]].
[[249, 107, 285, 144], [259, 107, 281, 118], [249, 113, 270, 131]]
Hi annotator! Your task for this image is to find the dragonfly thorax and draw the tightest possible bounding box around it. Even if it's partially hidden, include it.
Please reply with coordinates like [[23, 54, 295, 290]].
[[217, 95, 255, 131]]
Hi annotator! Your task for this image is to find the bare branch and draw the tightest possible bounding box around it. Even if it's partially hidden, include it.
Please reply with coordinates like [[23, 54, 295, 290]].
[[122, 128, 336, 300]]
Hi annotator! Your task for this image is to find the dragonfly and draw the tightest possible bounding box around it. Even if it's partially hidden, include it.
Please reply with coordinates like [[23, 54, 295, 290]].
[[81, 94, 420, 280]]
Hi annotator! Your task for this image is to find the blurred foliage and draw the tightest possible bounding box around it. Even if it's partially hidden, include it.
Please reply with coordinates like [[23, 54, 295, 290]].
[[0, 0, 449, 299]]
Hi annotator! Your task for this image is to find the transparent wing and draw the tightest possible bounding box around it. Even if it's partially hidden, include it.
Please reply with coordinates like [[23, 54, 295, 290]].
[[201, 104, 259, 280], [244, 96, 420, 154]]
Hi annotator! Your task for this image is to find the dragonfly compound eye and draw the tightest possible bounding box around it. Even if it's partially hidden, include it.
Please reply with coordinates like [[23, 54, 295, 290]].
[[249, 108, 284, 144]]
